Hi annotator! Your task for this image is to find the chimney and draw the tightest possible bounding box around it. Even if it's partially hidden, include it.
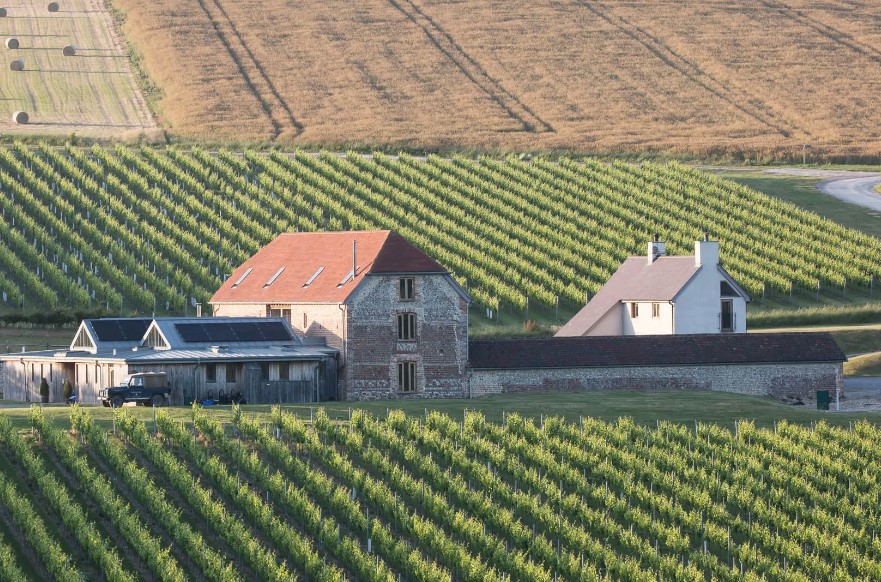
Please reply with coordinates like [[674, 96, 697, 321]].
[[647, 234, 666, 264], [695, 234, 719, 267]]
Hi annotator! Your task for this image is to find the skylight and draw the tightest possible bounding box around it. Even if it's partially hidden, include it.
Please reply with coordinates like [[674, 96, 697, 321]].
[[303, 266, 325, 287], [264, 267, 285, 288], [337, 269, 355, 287], [232, 267, 253, 288]]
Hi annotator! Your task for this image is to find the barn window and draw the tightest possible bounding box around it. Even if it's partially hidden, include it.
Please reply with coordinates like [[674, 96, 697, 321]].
[[279, 363, 290, 380], [397, 313, 416, 341], [398, 362, 416, 392], [630, 303, 639, 318], [226, 365, 237, 383], [268, 306, 292, 324], [399, 278, 414, 301], [259, 363, 270, 381], [144, 326, 168, 349], [652, 303, 660, 318], [72, 327, 94, 350], [206, 364, 216, 383]]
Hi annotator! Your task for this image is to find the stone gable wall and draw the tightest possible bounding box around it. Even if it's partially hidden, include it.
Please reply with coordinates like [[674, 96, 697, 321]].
[[469, 362, 843, 400], [346, 274, 468, 401]]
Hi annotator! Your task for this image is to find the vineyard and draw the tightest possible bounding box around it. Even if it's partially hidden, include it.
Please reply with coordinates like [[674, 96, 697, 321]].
[[0, 406, 880, 580], [0, 143, 880, 314]]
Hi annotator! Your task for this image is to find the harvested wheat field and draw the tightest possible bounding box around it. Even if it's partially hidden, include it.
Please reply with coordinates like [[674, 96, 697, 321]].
[[0, 0, 157, 139], [114, 0, 881, 158]]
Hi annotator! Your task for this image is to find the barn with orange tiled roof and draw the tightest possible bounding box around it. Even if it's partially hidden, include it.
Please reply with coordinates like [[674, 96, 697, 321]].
[[210, 230, 471, 400]]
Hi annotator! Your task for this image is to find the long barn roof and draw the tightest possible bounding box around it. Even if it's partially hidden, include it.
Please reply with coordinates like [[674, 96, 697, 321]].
[[470, 332, 846, 369]]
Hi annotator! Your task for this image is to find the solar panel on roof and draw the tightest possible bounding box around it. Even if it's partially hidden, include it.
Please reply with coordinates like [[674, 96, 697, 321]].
[[259, 322, 293, 341], [91, 320, 125, 342], [176, 321, 293, 343], [231, 322, 263, 341], [91, 319, 151, 342], [204, 322, 238, 343], [175, 323, 211, 343], [119, 319, 150, 339]]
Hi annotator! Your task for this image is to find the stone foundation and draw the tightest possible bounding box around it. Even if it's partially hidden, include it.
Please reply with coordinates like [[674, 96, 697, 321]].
[[469, 362, 844, 400]]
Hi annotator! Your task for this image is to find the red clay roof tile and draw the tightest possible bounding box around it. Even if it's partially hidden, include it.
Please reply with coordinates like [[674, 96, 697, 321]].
[[210, 231, 446, 305]]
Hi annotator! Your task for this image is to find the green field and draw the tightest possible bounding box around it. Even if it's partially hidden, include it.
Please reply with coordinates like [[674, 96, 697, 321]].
[[0, 402, 878, 581], [0, 143, 880, 320], [713, 171, 881, 239]]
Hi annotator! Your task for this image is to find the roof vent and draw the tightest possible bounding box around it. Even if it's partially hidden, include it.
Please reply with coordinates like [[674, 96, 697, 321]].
[[210, 345, 229, 353]]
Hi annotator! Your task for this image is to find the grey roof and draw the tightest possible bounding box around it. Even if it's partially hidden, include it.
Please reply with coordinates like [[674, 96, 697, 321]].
[[73, 318, 152, 351], [147, 317, 300, 349], [471, 332, 846, 369], [1, 345, 336, 364], [556, 256, 750, 337], [557, 256, 699, 337]]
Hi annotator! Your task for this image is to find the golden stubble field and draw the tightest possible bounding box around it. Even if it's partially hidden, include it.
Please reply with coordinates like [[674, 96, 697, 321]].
[[114, 0, 881, 158], [0, 0, 157, 139]]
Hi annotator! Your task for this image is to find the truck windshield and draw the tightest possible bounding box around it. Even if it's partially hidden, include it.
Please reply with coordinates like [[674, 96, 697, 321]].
[[120, 375, 131, 386]]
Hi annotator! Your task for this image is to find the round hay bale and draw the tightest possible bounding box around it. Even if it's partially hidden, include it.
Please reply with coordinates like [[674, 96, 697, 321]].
[[10, 58, 23, 71], [12, 111, 28, 124], [0, 8, 7, 17], [5, 38, 18, 49], [61, 44, 75, 56], [47, 2, 59, 12]]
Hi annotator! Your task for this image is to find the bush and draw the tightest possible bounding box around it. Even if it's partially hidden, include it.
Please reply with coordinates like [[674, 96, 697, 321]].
[[39, 378, 49, 403], [63, 378, 72, 401]]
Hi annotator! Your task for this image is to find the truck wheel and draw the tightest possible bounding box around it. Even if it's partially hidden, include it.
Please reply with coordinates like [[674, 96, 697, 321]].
[[150, 394, 165, 408], [110, 396, 124, 409]]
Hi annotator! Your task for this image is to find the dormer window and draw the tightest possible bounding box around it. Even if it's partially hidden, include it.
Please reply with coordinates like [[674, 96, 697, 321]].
[[399, 277, 414, 301]]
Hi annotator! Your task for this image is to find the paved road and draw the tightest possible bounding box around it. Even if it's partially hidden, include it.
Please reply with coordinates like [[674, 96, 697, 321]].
[[844, 377, 881, 395], [818, 175, 881, 212]]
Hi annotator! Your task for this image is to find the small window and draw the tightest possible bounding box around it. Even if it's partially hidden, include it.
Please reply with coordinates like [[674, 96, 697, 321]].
[[399, 277, 414, 301], [109, 369, 115, 387], [279, 364, 290, 380], [206, 364, 217, 383], [397, 313, 416, 341], [398, 361, 416, 392], [226, 365, 237, 383], [259, 363, 270, 381], [652, 303, 660, 318], [630, 303, 639, 318]]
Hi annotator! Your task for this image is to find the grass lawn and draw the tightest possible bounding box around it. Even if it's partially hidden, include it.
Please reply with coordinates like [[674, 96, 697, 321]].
[[0, 327, 72, 353], [2, 390, 877, 433], [712, 171, 881, 238], [845, 352, 881, 377]]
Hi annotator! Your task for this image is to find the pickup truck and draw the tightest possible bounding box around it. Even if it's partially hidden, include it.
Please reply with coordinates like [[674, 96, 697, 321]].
[[99, 372, 172, 408]]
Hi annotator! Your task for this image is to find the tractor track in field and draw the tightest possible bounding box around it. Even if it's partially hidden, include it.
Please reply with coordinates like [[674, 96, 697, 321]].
[[195, 0, 303, 140], [385, 0, 554, 134], [758, 0, 881, 66], [575, 0, 810, 139]]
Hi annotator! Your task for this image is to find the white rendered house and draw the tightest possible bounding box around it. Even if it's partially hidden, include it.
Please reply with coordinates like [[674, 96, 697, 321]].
[[556, 236, 750, 337]]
